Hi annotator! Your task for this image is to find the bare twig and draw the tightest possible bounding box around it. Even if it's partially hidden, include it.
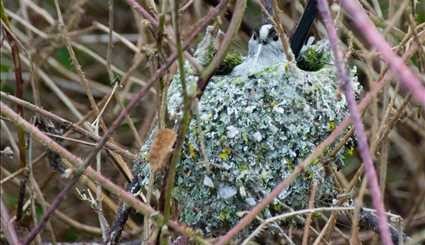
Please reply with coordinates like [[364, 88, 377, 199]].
[[1, 86, 205, 244], [317, 0, 392, 244], [242, 207, 355, 245], [0, 92, 137, 161], [1, 15, 29, 223], [197, 0, 247, 94], [302, 181, 318, 245], [340, 0, 425, 107], [0, 197, 21, 245]]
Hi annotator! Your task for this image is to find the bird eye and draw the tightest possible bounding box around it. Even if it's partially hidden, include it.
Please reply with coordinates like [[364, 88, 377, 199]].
[[268, 28, 279, 42]]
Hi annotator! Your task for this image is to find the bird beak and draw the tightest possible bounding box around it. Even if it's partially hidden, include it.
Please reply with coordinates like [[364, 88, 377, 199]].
[[254, 44, 263, 64]]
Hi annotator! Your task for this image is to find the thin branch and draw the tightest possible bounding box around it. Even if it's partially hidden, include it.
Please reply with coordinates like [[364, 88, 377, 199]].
[[0, 91, 137, 161], [302, 181, 318, 245], [0, 102, 206, 245], [53, 0, 98, 112], [1, 163, 104, 236], [317, 0, 392, 244], [242, 207, 355, 245], [197, 0, 247, 94], [340, 0, 425, 107], [125, 0, 203, 74], [1, 16, 29, 223], [0, 197, 21, 245]]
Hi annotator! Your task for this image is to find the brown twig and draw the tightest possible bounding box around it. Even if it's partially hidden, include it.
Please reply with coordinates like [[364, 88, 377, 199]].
[[317, 1, 393, 244], [340, 0, 425, 108], [0, 102, 207, 243], [2, 17, 29, 223], [0, 198, 21, 245], [302, 181, 318, 245], [0, 91, 137, 161]]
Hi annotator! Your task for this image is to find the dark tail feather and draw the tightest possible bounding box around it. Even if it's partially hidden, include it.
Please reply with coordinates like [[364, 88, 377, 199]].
[[290, 0, 318, 58]]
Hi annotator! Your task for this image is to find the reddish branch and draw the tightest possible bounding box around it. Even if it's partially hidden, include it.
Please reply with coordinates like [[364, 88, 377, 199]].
[[0, 91, 137, 161], [126, 0, 158, 26], [317, 0, 392, 244], [3, 0, 230, 243], [0, 102, 205, 243], [340, 0, 425, 108], [0, 199, 21, 245]]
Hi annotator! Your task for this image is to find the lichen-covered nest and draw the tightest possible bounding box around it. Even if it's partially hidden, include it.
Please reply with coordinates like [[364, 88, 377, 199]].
[[135, 40, 360, 235]]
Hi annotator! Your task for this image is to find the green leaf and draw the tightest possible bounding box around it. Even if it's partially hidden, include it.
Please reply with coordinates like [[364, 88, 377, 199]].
[[55, 47, 73, 70], [35, 204, 44, 220]]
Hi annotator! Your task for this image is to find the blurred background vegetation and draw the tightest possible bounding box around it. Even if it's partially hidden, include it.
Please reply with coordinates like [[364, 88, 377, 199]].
[[1, 0, 424, 243]]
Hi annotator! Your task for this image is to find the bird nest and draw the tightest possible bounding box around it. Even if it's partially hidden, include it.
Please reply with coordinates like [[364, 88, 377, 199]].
[[134, 27, 361, 235]]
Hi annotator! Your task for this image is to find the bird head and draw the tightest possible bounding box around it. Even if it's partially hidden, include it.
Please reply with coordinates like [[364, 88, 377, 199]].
[[231, 24, 287, 76], [248, 24, 285, 64]]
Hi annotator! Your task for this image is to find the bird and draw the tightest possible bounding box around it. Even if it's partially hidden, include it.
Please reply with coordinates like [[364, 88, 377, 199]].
[[232, 24, 286, 76], [232, 0, 318, 76]]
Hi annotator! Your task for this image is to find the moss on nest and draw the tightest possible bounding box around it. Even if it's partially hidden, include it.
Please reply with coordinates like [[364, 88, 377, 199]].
[[296, 38, 331, 71], [215, 52, 243, 75]]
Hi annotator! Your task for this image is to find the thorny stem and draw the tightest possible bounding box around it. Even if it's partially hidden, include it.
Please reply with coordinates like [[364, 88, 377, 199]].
[[317, 0, 393, 244]]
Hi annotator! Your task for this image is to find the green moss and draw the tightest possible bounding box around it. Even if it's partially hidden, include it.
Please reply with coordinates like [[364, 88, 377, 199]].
[[271, 201, 284, 213], [215, 52, 243, 75], [304, 169, 315, 181], [327, 120, 336, 130], [237, 163, 249, 173], [188, 143, 198, 160], [218, 208, 232, 222], [205, 45, 216, 65], [253, 64, 279, 77], [297, 46, 330, 71], [219, 147, 232, 160]]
